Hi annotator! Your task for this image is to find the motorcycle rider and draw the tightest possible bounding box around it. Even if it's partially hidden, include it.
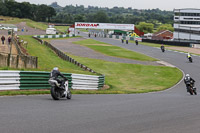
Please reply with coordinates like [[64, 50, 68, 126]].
[[184, 74, 195, 92], [160, 44, 165, 52], [50, 67, 67, 89], [187, 52, 191, 59]]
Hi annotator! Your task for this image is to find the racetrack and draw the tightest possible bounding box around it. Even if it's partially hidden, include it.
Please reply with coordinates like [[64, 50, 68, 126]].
[[1, 33, 200, 133]]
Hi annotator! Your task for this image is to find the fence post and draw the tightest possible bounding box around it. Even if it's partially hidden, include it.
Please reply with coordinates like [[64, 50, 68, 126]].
[[7, 54, 10, 67], [24, 56, 27, 68], [16, 55, 19, 68], [36, 57, 38, 68]]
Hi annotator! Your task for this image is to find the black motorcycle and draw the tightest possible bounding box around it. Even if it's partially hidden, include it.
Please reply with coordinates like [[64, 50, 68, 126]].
[[48, 78, 72, 100], [188, 56, 193, 63], [161, 45, 165, 52], [186, 80, 197, 95]]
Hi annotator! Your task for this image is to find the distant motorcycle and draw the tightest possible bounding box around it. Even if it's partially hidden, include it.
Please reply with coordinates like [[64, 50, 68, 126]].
[[161, 45, 165, 52], [48, 78, 71, 100], [187, 53, 193, 63]]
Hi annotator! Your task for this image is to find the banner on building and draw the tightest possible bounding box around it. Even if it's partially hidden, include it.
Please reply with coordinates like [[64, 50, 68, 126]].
[[75, 22, 134, 30]]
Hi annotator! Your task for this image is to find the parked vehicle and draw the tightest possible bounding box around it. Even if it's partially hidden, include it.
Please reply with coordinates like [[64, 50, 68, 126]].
[[46, 28, 57, 35], [48, 78, 72, 100]]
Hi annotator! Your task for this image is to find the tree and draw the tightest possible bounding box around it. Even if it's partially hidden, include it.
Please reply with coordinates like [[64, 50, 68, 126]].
[[136, 22, 154, 33], [19, 2, 32, 18], [74, 14, 85, 22], [35, 4, 56, 22], [93, 11, 109, 23], [0, 0, 8, 16], [47, 6, 56, 22], [157, 24, 174, 32]]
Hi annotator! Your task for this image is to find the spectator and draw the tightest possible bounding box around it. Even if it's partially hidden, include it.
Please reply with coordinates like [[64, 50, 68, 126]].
[[1, 36, 5, 44], [126, 39, 128, 44], [121, 39, 124, 43], [135, 40, 138, 45], [8, 36, 12, 45]]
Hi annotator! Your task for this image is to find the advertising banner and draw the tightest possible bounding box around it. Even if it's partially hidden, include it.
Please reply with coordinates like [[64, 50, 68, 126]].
[[75, 22, 134, 30]]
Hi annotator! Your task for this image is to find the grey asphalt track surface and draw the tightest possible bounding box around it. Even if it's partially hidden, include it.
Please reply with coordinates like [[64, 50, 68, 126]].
[[1, 33, 200, 133]]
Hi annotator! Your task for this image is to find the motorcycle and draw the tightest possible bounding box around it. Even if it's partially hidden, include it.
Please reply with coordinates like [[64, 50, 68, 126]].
[[161, 45, 165, 52], [186, 80, 197, 95], [48, 78, 72, 100], [188, 56, 193, 63]]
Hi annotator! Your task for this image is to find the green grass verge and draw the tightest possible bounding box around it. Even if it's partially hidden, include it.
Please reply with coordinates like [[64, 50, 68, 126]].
[[73, 39, 157, 61], [0, 16, 27, 24], [0, 90, 50, 96], [26, 21, 47, 30], [67, 54, 183, 94], [0, 16, 48, 30], [54, 26, 69, 33], [78, 29, 88, 32]]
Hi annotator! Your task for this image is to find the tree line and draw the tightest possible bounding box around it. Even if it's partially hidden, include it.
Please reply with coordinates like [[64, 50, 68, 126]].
[[50, 2, 174, 33], [0, 0, 56, 22], [50, 2, 174, 26], [0, 1, 174, 33]]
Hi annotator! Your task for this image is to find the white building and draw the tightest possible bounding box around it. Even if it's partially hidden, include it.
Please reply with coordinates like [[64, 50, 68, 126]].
[[173, 8, 200, 41]]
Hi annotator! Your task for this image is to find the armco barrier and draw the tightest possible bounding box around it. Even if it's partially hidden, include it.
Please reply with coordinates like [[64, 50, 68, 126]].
[[0, 71, 105, 90], [142, 39, 191, 47], [33, 34, 73, 39], [0, 71, 20, 90]]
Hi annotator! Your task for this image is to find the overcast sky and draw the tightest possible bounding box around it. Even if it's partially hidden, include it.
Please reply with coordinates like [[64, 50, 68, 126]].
[[15, 0, 200, 11]]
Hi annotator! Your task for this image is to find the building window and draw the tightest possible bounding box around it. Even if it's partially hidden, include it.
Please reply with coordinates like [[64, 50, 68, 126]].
[[180, 21, 200, 25], [174, 28, 200, 34], [175, 12, 180, 16]]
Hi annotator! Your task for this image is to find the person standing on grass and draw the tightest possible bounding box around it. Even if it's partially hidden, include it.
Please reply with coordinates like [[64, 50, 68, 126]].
[[1, 36, 5, 44], [135, 40, 138, 45], [8, 36, 11, 45]]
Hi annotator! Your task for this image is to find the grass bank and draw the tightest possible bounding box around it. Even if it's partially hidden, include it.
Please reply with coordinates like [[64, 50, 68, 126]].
[[73, 39, 157, 61], [16, 35, 93, 75]]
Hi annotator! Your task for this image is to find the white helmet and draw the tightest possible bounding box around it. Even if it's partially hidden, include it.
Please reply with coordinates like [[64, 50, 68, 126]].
[[53, 67, 58, 71], [186, 74, 190, 77]]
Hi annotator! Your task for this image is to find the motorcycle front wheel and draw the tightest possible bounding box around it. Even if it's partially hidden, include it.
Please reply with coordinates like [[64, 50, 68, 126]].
[[189, 58, 193, 62], [51, 87, 61, 100], [188, 89, 193, 95], [193, 88, 197, 95], [66, 91, 72, 99]]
